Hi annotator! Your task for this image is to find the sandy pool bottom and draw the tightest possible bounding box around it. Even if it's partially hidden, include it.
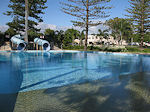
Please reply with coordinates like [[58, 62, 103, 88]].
[[13, 72, 150, 112]]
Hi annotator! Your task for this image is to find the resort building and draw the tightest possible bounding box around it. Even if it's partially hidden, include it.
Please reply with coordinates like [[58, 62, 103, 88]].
[[75, 35, 128, 46]]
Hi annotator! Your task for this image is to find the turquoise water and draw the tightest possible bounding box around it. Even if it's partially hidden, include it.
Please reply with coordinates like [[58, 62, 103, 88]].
[[0, 51, 150, 93]]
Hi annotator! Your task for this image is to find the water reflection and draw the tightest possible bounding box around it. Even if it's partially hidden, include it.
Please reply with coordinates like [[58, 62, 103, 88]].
[[1, 52, 150, 93], [1, 51, 150, 112], [5, 52, 150, 92], [0, 52, 23, 112]]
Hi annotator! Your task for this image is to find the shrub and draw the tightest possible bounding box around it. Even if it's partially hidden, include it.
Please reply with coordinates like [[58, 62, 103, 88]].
[[63, 45, 84, 50], [63, 45, 127, 52], [104, 47, 126, 52]]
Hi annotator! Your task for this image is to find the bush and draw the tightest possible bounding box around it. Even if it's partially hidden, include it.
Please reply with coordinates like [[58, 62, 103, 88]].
[[87, 46, 101, 51], [103, 47, 126, 52], [63, 45, 84, 50], [0, 32, 5, 46], [63, 45, 127, 52]]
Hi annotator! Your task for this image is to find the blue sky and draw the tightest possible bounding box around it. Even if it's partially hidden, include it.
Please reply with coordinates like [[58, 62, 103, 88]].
[[0, 0, 130, 33], [0, 0, 130, 26]]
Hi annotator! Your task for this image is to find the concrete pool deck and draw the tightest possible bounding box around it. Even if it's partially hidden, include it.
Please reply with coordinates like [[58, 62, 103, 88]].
[[12, 72, 150, 112], [1, 50, 150, 56]]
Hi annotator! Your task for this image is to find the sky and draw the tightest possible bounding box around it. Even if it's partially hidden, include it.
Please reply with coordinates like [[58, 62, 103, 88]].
[[0, 0, 130, 33]]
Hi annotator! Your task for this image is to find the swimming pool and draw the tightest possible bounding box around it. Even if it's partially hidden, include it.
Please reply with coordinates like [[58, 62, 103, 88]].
[[0, 51, 150, 93]]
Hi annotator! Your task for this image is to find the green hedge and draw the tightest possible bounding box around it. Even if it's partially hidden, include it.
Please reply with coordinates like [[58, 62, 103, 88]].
[[63, 45, 126, 52], [63, 45, 84, 50], [63, 45, 150, 53]]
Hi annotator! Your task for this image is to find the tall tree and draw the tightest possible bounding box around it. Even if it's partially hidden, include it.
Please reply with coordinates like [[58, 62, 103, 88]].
[[63, 28, 80, 46], [60, 0, 111, 51], [97, 29, 109, 39], [106, 18, 133, 44], [79, 30, 85, 46], [4, 0, 47, 38], [0, 32, 5, 46], [44, 29, 55, 43], [126, 0, 150, 46], [55, 30, 65, 49], [25, 0, 29, 42], [5, 28, 17, 38]]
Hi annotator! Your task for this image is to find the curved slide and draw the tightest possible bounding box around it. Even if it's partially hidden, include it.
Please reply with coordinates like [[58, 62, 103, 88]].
[[34, 38, 50, 51], [11, 35, 26, 51]]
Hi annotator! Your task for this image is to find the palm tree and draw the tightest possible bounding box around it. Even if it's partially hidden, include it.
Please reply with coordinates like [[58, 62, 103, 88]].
[[106, 18, 133, 45], [55, 30, 65, 49], [97, 29, 109, 44], [79, 30, 85, 46]]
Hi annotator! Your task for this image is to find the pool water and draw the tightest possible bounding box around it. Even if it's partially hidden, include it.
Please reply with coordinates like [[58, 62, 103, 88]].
[[0, 51, 150, 93]]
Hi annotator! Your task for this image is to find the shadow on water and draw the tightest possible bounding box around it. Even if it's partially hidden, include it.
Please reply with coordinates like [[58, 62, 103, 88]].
[[0, 53, 23, 112], [41, 72, 150, 112]]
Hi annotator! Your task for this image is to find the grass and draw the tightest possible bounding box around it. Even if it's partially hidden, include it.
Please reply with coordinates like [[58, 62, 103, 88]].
[[126, 46, 150, 53]]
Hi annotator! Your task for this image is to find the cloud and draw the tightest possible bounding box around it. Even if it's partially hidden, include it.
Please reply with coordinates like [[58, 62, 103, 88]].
[[36, 22, 83, 33], [0, 22, 109, 34], [37, 22, 108, 34], [0, 25, 9, 32], [89, 24, 109, 34], [36, 23, 57, 33]]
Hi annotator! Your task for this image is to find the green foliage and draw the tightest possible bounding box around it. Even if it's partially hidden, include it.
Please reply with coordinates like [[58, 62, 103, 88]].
[[103, 47, 126, 52], [60, 0, 112, 50], [63, 45, 150, 53], [63, 45, 84, 50], [130, 32, 150, 42], [61, 0, 111, 27], [79, 30, 85, 46], [28, 30, 40, 41], [126, 46, 150, 53], [4, 0, 47, 33], [126, 0, 150, 45], [63, 29, 80, 47], [55, 30, 65, 48], [97, 29, 109, 39], [63, 45, 126, 52], [125, 46, 139, 52], [106, 17, 133, 42], [130, 34, 140, 42], [143, 32, 150, 42], [5, 28, 17, 37], [44, 29, 55, 43], [142, 48, 150, 53], [0, 32, 5, 46]]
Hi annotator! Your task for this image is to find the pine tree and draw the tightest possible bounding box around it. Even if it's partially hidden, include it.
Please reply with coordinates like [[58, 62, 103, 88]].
[[4, 0, 47, 35], [126, 0, 150, 46], [60, 0, 112, 51]]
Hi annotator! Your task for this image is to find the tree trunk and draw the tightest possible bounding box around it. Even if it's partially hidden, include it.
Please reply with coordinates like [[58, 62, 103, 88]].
[[140, 0, 144, 47], [25, 0, 29, 43], [120, 31, 122, 46], [84, 0, 89, 51]]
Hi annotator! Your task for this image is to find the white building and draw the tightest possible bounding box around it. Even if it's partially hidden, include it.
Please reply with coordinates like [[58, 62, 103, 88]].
[[76, 35, 128, 46]]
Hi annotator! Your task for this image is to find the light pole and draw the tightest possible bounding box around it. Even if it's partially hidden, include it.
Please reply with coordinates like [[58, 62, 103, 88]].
[[25, 0, 28, 43]]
